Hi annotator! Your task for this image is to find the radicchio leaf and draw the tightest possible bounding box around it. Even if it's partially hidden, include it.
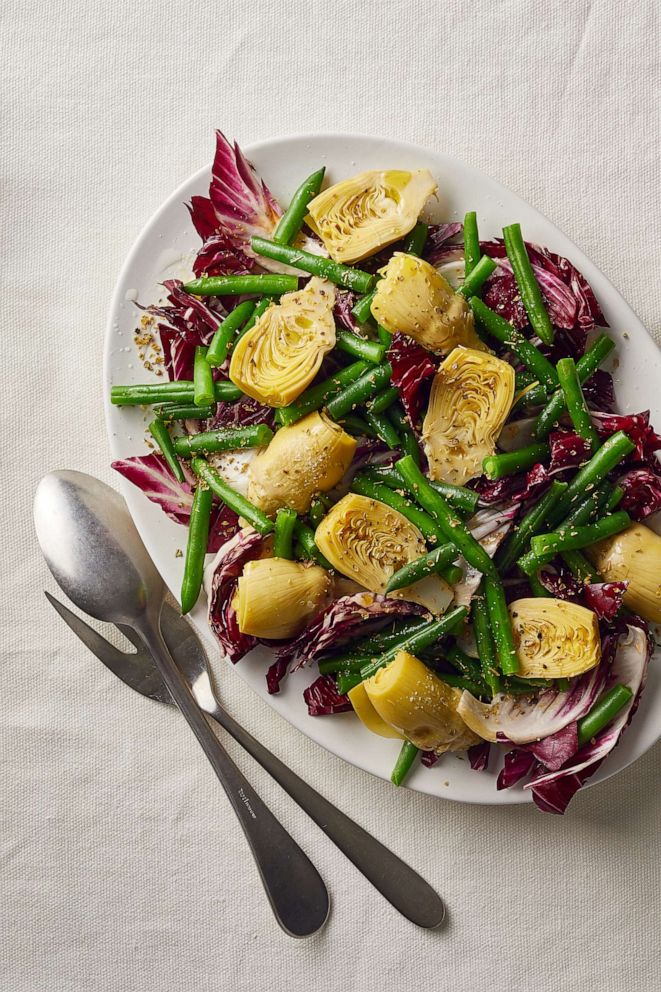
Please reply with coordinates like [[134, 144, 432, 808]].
[[467, 741, 491, 771], [422, 222, 463, 265], [497, 749, 537, 790], [583, 582, 628, 621], [142, 279, 223, 381], [205, 528, 263, 663], [421, 750, 440, 768], [303, 675, 353, 716], [204, 393, 275, 430], [548, 429, 592, 469], [526, 625, 651, 813], [538, 562, 584, 600], [617, 467, 661, 520], [333, 289, 361, 332], [592, 410, 661, 461], [525, 723, 579, 771], [276, 593, 427, 671], [582, 369, 615, 412], [387, 332, 437, 425]]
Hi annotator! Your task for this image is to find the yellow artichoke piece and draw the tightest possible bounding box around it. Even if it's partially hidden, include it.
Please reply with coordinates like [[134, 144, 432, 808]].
[[305, 170, 437, 263], [229, 277, 336, 407], [422, 346, 515, 485], [235, 558, 331, 639], [314, 493, 452, 614], [248, 411, 356, 515], [371, 253, 485, 355], [587, 523, 661, 623], [509, 597, 601, 678], [348, 683, 403, 739], [364, 650, 482, 752]]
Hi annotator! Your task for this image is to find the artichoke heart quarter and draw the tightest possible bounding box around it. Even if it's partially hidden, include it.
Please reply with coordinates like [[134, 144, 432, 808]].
[[364, 651, 482, 753], [229, 277, 336, 407], [248, 412, 356, 515], [423, 346, 515, 485], [509, 598, 601, 678], [587, 523, 661, 624], [235, 558, 331, 639], [314, 493, 452, 614], [371, 253, 485, 355], [305, 170, 437, 263]]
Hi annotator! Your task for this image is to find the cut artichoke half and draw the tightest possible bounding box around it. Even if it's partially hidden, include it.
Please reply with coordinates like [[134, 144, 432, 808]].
[[509, 597, 601, 678], [234, 558, 332, 639], [314, 493, 453, 614], [422, 346, 515, 485], [364, 650, 482, 753], [587, 522, 661, 623], [248, 411, 356, 515], [348, 682, 404, 739], [305, 170, 437, 263], [370, 253, 485, 355], [229, 277, 336, 407]]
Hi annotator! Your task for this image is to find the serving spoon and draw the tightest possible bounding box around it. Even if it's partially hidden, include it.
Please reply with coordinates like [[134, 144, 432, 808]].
[[33, 470, 329, 938]]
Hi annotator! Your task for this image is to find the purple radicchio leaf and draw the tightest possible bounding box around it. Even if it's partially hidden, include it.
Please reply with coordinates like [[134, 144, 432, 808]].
[[420, 750, 440, 768], [538, 563, 584, 601], [112, 454, 238, 552], [526, 624, 651, 813], [583, 582, 629, 621], [142, 279, 224, 381], [422, 223, 463, 265], [467, 741, 491, 771], [205, 528, 264, 663], [204, 393, 275, 430], [276, 593, 427, 671], [386, 333, 437, 426], [617, 467, 661, 520], [525, 722, 579, 771], [303, 675, 353, 716], [497, 748, 537, 790], [582, 369, 615, 412], [333, 289, 362, 332], [592, 410, 661, 462]]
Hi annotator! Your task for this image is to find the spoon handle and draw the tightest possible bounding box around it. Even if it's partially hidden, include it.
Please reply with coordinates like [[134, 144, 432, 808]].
[[137, 617, 329, 938], [205, 701, 446, 929]]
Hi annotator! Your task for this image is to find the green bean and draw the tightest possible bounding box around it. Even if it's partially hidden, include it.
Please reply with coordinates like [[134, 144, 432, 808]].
[[482, 443, 550, 480], [364, 466, 479, 515], [533, 334, 615, 438], [206, 301, 256, 367], [471, 586, 502, 696], [154, 402, 216, 421], [384, 544, 457, 593], [190, 458, 274, 535], [577, 684, 633, 747], [530, 511, 631, 557], [352, 290, 376, 325], [317, 655, 372, 676], [561, 550, 600, 584], [469, 297, 559, 391], [359, 606, 468, 680], [350, 475, 445, 544], [604, 485, 624, 513], [377, 324, 392, 346], [368, 386, 399, 414], [463, 211, 480, 277], [439, 563, 463, 585], [556, 357, 601, 449], [276, 360, 369, 426], [446, 644, 484, 683], [273, 508, 297, 559], [561, 485, 611, 530], [395, 456, 498, 577], [336, 330, 386, 364], [272, 167, 325, 245], [234, 297, 274, 343], [180, 484, 213, 614], [148, 418, 185, 483], [390, 740, 420, 786], [365, 410, 400, 449], [193, 346, 214, 407], [111, 379, 242, 406], [351, 618, 428, 655], [336, 672, 363, 694], [402, 221, 429, 256], [340, 414, 377, 438], [495, 480, 568, 573], [294, 521, 333, 569], [484, 575, 519, 674], [457, 255, 497, 298], [325, 363, 393, 419], [387, 403, 421, 465], [183, 273, 298, 297], [502, 223, 554, 345], [173, 423, 273, 457], [439, 673, 489, 697], [513, 378, 548, 412], [308, 497, 327, 529], [549, 431, 635, 521], [251, 236, 375, 294]]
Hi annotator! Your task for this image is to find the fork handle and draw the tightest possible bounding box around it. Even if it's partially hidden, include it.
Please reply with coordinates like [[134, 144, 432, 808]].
[[136, 616, 329, 937], [205, 701, 445, 929]]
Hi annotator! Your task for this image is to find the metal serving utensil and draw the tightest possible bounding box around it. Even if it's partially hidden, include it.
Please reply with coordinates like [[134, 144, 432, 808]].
[[34, 470, 329, 938], [45, 582, 445, 928]]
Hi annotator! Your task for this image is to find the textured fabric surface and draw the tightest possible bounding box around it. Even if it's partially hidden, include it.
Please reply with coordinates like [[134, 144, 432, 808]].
[[2, 1, 660, 989]]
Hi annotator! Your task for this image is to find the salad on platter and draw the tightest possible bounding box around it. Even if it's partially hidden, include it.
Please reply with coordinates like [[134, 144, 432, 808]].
[[110, 131, 661, 813]]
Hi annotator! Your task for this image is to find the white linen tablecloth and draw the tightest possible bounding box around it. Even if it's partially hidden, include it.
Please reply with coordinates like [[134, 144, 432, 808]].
[[3, 1, 660, 989]]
